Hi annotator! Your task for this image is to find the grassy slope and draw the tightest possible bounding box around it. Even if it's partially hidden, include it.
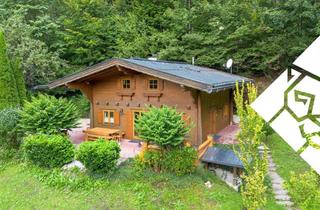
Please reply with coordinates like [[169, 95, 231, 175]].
[[266, 133, 310, 181], [0, 160, 284, 210], [266, 133, 312, 209]]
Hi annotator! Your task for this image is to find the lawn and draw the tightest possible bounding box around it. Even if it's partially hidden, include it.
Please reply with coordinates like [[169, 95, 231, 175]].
[[265, 133, 310, 181], [266, 133, 314, 209], [0, 151, 284, 210]]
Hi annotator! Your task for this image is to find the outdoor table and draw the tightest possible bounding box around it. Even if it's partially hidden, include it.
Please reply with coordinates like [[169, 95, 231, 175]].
[[83, 127, 120, 141]]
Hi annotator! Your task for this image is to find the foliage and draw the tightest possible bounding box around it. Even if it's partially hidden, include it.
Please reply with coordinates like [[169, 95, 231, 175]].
[[135, 105, 191, 148], [162, 147, 197, 176], [286, 171, 320, 210], [234, 82, 268, 210], [0, 5, 68, 87], [0, 108, 21, 148], [11, 58, 27, 104], [76, 139, 120, 173], [0, 31, 20, 109], [0, 0, 319, 90], [138, 150, 164, 172], [19, 94, 80, 135], [22, 134, 75, 168], [69, 95, 90, 118], [137, 146, 197, 176]]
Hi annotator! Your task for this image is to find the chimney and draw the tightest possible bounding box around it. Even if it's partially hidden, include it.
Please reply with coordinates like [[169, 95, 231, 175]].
[[192, 57, 195, 65]]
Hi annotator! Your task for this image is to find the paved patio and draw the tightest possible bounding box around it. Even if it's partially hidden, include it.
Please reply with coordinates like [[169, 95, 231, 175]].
[[215, 124, 240, 144], [68, 119, 141, 159]]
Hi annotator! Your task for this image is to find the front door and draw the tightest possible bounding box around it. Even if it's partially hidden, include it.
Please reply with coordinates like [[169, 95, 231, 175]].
[[133, 110, 144, 139], [211, 103, 230, 133]]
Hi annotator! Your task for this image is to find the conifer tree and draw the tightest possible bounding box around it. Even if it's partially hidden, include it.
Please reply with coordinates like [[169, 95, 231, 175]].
[[11, 58, 27, 104], [0, 31, 20, 109]]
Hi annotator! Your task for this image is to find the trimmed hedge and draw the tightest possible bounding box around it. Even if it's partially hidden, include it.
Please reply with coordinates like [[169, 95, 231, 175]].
[[76, 139, 120, 173], [23, 134, 75, 168]]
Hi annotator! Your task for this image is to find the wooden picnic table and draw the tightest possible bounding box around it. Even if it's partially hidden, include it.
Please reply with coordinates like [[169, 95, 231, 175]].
[[83, 127, 121, 141]]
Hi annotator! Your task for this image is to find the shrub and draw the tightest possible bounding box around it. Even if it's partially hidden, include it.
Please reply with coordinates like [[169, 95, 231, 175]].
[[76, 139, 120, 173], [286, 171, 320, 210], [135, 105, 192, 148], [19, 94, 80, 135], [140, 150, 164, 172], [138, 146, 197, 175], [163, 147, 197, 176], [22, 134, 75, 168], [0, 108, 21, 148]]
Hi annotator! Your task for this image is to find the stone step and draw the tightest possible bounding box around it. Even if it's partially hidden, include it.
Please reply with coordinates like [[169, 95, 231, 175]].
[[274, 188, 289, 196], [276, 200, 294, 207], [272, 183, 283, 191], [275, 194, 291, 201]]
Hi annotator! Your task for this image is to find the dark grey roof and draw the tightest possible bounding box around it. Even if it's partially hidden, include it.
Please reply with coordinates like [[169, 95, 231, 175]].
[[201, 146, 244, 168], [48, 58, 252, 93]]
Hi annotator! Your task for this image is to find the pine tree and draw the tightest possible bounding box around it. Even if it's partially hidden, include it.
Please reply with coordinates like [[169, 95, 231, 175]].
[[0, 31, 20, 109], [11, 59, 27, 105]]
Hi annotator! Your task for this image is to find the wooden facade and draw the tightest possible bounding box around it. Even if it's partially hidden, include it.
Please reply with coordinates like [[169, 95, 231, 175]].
[[66, 67, 232, 146], [49, 58, 251, 146]]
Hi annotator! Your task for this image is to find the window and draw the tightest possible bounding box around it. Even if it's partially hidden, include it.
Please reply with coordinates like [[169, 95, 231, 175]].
[[122, 79, 131, 89], [149, 79, 158, 89], [103, 110, 115, 125]]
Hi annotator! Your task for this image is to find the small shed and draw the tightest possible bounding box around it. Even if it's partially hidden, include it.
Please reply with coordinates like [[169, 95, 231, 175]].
[[201, 146, 244, 190]]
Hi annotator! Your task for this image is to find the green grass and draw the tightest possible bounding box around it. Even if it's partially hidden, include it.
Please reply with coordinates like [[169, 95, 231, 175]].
[[266, 133, 310, 180], [265, 133, 313, 209], [0, 159, 285, 209]]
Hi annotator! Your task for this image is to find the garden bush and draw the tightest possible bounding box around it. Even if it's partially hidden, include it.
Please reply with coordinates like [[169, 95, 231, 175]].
[[163, 147, 197, 175], [286, 171, 320, 210], [22, 134, 75, 168], [138, 146, 197, 176], [0, 108, 21, 148], [19, 94, 80, 135], [135, 105, 192, 148], [76, 139, 120, 173]]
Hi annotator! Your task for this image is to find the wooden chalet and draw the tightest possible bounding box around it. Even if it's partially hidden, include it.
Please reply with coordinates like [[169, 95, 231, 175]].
[[48, 58, 251, 146]]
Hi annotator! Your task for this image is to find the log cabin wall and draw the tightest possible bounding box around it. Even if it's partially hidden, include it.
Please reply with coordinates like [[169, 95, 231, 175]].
[[200, 90, 233, 143], [90, 71, 201, 145]]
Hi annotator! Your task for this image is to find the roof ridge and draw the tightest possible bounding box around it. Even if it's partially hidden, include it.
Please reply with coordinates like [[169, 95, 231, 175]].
[[126, 57, 189, 65]]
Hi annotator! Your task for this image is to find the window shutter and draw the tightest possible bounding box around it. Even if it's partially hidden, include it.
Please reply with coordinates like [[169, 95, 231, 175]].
[[125, 110, 133, 139], [97, 111, 103, 124], [114, 111, 120, 126]]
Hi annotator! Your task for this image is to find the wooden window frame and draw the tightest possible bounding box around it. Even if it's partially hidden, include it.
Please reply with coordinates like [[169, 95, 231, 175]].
[[121, 79, 131, 89], [103, 110, 116, 126], [148, 79, 159, 90]]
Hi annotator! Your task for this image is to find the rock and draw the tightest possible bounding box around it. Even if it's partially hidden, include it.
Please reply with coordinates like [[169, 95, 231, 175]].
[[62, 160, 86, 171], [205, 181, 213, 189]]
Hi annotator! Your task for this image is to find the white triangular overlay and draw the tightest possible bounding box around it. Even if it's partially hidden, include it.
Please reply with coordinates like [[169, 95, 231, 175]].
[[293, 36, 320, 77]]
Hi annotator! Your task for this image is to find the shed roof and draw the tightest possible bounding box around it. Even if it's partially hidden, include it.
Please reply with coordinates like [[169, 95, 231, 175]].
[[48, 58, 252, 93], [201, 146, 244, 169]]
